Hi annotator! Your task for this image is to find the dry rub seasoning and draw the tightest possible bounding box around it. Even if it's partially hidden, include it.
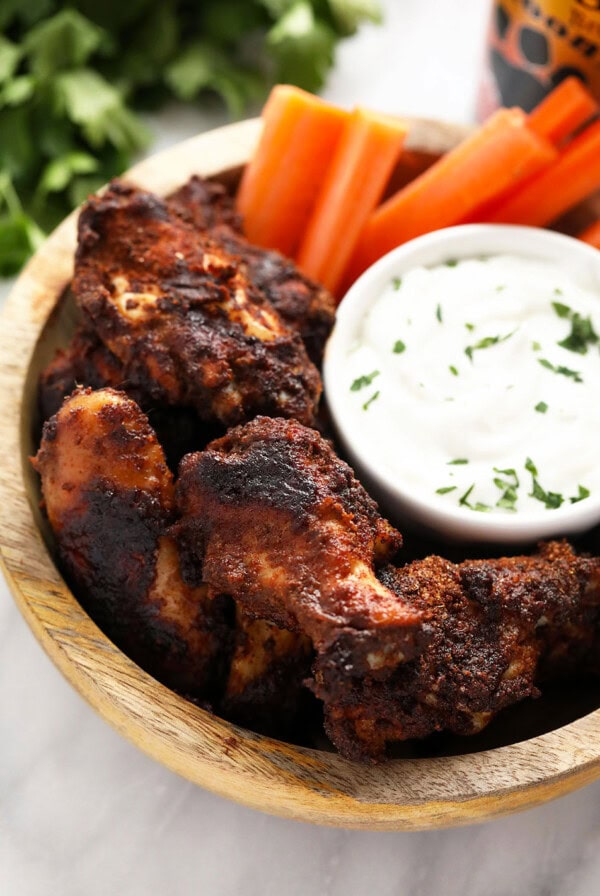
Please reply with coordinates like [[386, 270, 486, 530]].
[[478, 0, 600, 117]]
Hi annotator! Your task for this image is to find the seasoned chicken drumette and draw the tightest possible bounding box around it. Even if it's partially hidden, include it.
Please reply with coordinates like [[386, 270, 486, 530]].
[[175, 416, 425, 679], [316, 542, 600, 761], [34, 388, 314, 732], [32, 387, 230, 698], [73, 181, 321, 427], [168, 176, 336, 364]]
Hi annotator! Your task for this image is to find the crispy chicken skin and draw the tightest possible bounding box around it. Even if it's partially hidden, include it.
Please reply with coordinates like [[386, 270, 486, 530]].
[[317, 542, 600, 761], [73, 180, 321, 427], [39, 327, 127, 422], [32, 387, 230, 698], [168, 177, 335, 364], [174, 416, 425, 679], [222, 609, 313, 736], [38, 326, 224, 470]]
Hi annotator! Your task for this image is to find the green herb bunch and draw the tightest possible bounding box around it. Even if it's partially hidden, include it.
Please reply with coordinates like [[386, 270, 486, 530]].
[[0, 0, 381, 275]]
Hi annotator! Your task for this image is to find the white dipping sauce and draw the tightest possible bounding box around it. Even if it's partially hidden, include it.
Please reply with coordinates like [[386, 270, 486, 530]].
[[342, 254, 600, 515]]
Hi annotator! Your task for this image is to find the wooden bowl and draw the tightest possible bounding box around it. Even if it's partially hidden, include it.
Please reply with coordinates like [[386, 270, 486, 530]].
[[2, 117, 600, 831]]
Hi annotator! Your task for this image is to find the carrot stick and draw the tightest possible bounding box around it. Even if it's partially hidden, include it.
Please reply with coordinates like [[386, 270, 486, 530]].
[[528, 77, 598, 147], [487, 119, 600, 227], [578, 220, 600, 249], [236, 85, 349, 258], [348, 109, 557, 280], [296, 108, 408, 297]]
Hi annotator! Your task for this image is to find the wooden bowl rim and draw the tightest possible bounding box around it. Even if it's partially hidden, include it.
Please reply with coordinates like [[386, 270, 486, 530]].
[[1, 116, 599, 831]]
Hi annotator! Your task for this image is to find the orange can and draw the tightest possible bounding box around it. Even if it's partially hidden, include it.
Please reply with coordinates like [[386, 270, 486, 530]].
[[478, 0, 600, 118]]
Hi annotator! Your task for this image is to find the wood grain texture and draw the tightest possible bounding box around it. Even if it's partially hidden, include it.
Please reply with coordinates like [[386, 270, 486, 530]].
[[1, 117, 600, 831]]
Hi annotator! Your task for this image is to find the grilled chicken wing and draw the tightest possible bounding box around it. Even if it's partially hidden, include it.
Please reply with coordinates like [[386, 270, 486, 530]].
[[168, 176, 335, 364], [73, 181, 321, 427], [174, 416, 425, 680], [32, 387, 230, 698], [222, 609, 313, 736], [316, 542, 600, 761]]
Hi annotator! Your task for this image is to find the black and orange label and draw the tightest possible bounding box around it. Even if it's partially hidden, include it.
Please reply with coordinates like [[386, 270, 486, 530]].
[[479, 0, 600, 116]]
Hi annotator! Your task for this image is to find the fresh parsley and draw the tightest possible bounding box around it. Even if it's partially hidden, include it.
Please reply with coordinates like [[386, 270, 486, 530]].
[[493, 467, 519, 512], [435, 485, 457, 495], [571, 485, 591, 504], [392, 276, 402, 290], [525, 457, 564, 509], [459, 483, 491, 512], [534, 401, 548, 413], [362, 390, 379, 411], [447, 458, 469, 465], [538, 358, 583, 383], [351, 370, 380, 391], [465, 329, 516, 362], [392, 340, 406, 354], [449, 364, 459, 376], [436, 303, 443, 323], [0, 2, 381, 276]]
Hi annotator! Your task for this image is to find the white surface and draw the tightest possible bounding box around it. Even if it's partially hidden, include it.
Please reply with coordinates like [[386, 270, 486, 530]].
[[325, 226, 600, 542], [3, 1, 600, 893]]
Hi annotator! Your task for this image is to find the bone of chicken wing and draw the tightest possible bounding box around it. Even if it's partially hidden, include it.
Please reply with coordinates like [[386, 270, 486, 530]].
[[168, 177, 336, 364], [174, 416, 425, 679], [32, 387, 230, 698], [316, 542, 600, 761], [73, 181, 321, 427]]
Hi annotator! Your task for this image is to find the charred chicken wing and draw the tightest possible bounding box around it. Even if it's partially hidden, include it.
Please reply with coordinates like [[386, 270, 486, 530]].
[[33, 387, 230, 698], [168, 176, 335, 364], [73, 181, 321, 427], [316, 543, 600, 761], [174, 416, 425, 679]]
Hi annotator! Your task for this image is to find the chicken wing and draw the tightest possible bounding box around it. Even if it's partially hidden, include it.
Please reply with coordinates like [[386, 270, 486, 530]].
[[174, 415, 425, 680], [38, 326, 223, 470], [32, 387, 231, 698], [73, 181, 321, 426], [316, 542, 600, 761], [168, 176, 335, 365], [221, 609, 313, 736]]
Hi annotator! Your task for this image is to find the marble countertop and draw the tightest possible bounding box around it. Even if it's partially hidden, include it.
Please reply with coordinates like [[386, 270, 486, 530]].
[[2, 2, 600, 893]]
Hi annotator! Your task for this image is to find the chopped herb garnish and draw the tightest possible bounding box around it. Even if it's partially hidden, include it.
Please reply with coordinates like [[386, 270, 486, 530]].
[[392, 276, 402, 290], [393, 340, 406, 354], [493, 467, 519, 512], [448, 458, 469, 465], [436, 303, 443, 323], [459, 483, 491, 512], [464, 322, 475, 332], [538, 358, 583, 383], [351, 370, 380, 391], [552, 300, 571, 318], [525, 457, 538, 477], [436, 486, 457, 495], [570, 485, 591, 504], [449, 364, 459, 376], [535, 401, 548, 413], [362, 390, 380, 411], [558, 312, 598, 355], [525, 457, 564, 509], [465, 329, 516, 362], [445, 258, 458, 267], [495, 284, 506, 292], [554, 287, 563, 296], [532, 341, 541, 351]]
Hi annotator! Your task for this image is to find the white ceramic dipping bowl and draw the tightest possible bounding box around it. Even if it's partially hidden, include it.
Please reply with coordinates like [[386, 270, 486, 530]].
[[324, 224, 600, 544]]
